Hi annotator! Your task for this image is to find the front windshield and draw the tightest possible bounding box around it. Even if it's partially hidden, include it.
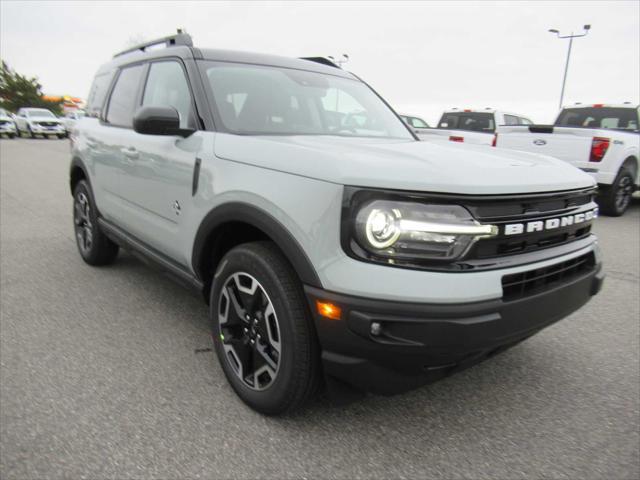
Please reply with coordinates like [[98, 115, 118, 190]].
[[27, 109, 55, 118], [0, 108, 8, 117], [203, 62, 413, 139], [556, 107, 639, 131]]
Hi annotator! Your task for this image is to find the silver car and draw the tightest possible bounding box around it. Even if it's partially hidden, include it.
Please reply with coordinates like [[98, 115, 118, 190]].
[[70, 32, 604, 415]]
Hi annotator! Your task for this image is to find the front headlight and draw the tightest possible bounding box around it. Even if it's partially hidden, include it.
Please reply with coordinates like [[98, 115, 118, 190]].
[[344, 193, 498, 267]]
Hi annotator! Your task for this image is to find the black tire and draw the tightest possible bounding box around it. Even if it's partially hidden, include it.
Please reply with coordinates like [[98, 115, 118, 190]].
[[57, 134, 65, 139], [72, 180, 119, 265], [210, 241, 320, 415], [27, 126, 35, 139], [597, 168, 635, 216], [7, 133, 15, 139]]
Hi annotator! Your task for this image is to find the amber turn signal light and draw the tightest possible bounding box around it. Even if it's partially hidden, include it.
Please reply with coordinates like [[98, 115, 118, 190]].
[[316, 300, 342, 320]]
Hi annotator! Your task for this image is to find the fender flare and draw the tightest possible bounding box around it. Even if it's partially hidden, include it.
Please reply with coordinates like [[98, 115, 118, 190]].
[[191, 202, 322, 288], [69, 156, 90, 195]]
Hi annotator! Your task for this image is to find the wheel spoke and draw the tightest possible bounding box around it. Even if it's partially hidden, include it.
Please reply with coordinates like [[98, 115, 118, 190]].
[[217, 271, 281, 391], [252, 365, 276, 390], [255, 341, 277, 371], [223, 337, 251, 379], [263, 302, 281, 354], [226, 285, 248, 324]]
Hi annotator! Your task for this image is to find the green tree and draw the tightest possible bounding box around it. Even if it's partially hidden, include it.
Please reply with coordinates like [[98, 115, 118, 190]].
[[0, 61, 63, 115]]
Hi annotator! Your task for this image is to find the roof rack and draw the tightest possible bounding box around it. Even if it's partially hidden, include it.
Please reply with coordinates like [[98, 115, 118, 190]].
[[299, 57, 341, 69], [114, 29, 193, 58]]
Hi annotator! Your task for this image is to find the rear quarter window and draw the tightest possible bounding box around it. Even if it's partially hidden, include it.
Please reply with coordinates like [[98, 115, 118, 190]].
[[86, 71, 115, 118]]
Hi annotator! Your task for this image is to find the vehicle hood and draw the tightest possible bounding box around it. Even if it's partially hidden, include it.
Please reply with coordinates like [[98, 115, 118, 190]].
[[0, 115, 13, 122], [28, 116, 62, 123], [213, 134, 596, 194]]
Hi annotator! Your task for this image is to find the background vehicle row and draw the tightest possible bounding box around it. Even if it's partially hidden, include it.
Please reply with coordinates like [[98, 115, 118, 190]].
[[497, 103, 640, 216]]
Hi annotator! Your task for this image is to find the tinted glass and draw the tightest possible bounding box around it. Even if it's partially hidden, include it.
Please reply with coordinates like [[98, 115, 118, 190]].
[[408, 116, 429, 128], [106, 65, 144, 127], [438, 112, 495, 132], [204, 63, 412, 139], [504, 114, 519, 126], [556, 107, 639, 131], [86, 72, 114, 118], [142, 61, 193, 128]]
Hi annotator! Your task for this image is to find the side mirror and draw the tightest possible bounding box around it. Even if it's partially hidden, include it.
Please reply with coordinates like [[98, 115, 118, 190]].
[[133, 106, 195, 137]]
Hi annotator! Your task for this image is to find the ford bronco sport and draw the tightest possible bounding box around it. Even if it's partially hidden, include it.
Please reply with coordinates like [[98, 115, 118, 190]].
[[70, 32, 604, 414]]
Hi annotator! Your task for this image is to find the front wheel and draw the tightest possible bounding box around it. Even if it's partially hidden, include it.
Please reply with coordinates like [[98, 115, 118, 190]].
[[210, 242, 320, 415], [73, 180, 119, 265], [598, 168, 635, 216]]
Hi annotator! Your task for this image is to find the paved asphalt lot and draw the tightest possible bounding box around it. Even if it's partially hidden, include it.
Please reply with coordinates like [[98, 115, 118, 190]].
[[1, 138, 638, 479]]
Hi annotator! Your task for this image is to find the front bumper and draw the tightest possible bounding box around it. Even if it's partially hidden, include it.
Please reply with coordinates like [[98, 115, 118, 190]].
[[305, 260, 604, 395], [0, 125, 16, 133], [30, 126, 66, 134]]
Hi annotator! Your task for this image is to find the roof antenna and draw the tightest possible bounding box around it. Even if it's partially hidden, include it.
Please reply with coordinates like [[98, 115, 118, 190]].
[[328, 54, 349, 67]]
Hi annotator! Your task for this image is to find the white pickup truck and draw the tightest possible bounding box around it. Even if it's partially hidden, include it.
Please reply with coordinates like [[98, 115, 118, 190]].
[[496, 104, 640, 216], [417, 108, 533, 146]]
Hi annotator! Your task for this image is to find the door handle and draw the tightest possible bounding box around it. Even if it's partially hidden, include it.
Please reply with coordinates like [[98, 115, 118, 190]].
[[121, 147, 139, 160]]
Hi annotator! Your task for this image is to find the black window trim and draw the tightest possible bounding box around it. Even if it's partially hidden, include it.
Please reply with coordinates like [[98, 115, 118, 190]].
[[138, 57, 201, 131], [101, 61, 148, 130]]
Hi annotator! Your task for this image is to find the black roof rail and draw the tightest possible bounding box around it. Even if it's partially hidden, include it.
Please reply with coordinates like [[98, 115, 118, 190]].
[[114, 29, 193, 58], [299, 57, 341, 69]]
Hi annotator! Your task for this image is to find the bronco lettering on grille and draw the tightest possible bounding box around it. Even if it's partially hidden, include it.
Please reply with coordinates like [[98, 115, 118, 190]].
[[504, 208, 598, 236]]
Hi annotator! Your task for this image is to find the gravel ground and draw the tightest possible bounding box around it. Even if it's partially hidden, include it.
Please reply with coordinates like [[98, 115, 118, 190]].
[[1, 138, 638, 479]]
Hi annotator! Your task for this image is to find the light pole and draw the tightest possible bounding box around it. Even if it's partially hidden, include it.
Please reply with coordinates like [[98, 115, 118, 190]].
[[548, 25, 591, 109]]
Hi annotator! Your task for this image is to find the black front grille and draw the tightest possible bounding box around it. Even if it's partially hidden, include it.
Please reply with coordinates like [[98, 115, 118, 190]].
[[38, 121, 58, 127], [502, 252, 595, 300], [0, 121, 7, 126], [467, 188, 597, 259]]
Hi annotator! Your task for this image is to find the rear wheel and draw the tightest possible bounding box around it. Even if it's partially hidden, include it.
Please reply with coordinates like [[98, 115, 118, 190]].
[[210, 241, 320, 415], [598, 168, 635, 216], [73, 180, 119, 265], [27, 126, 35, 139]]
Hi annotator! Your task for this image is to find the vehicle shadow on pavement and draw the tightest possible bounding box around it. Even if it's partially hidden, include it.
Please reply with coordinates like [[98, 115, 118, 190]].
[[107, 249, 561, 422]]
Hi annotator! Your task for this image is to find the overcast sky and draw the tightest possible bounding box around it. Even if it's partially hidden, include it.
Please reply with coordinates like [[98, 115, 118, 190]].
[[1, 0, 638, 123]]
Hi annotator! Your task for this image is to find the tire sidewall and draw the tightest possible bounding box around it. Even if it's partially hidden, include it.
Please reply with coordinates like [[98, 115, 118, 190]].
[[73, 180, 100, 263], [611, 169, 634, 216], [210, 246, 306, 413]]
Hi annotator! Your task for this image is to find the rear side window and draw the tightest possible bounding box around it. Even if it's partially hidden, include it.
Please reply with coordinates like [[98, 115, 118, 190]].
[[504, 114, 519, 126], [142, 61, 193, 128], [519, 117, 533, 125], [405, 116, 429, 128], [86, 72, 114, 118], [106, 65, 144, 128]]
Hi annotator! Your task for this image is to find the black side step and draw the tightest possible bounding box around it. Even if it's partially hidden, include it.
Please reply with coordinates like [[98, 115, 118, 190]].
[[98, 218, 203, 291]]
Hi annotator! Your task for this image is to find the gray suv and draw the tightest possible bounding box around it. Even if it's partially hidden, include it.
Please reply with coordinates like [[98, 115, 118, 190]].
[[71, 32, 604, 414]]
